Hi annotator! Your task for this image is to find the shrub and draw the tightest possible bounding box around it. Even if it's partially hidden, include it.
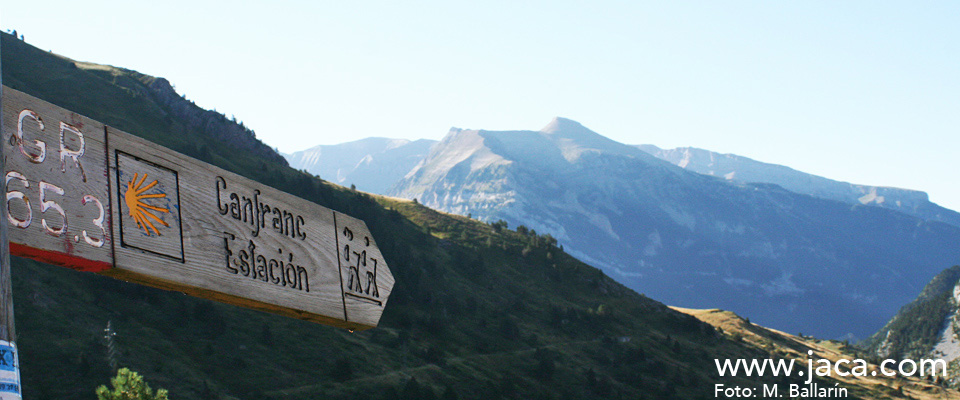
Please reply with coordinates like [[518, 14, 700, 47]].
[[95, 368, 169, 400]]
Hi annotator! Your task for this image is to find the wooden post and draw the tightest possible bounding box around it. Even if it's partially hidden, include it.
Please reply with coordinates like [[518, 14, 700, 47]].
[[0, 33, 24, 400]]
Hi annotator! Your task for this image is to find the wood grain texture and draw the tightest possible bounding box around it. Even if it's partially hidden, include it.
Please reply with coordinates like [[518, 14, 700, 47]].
[[2, 86, 393, 330], [1, 88, 112, 272], [334, 211, 395, 328]]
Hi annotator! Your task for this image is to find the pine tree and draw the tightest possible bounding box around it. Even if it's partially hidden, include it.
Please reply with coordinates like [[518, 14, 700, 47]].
[[95, 368, 169, 400]]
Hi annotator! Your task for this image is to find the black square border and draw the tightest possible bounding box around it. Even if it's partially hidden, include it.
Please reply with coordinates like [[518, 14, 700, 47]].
[[115, 150, 186, 263]]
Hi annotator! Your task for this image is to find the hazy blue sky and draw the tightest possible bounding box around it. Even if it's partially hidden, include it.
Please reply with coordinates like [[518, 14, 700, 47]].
[[4, 2, 959, 210]]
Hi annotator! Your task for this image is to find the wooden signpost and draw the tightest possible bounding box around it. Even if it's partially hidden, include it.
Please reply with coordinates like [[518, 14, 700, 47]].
[[0, 87, 395, 333], [0, 49, 23, 399], [0, 39, 396, 397]]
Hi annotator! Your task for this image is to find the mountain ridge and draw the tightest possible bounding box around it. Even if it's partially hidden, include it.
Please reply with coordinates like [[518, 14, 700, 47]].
[[283, 118, 960, 339], [639, 144, 960, 227], [863, 265, 960, 386], [387, 118, 960, 339], [285, 137, 436, 193]]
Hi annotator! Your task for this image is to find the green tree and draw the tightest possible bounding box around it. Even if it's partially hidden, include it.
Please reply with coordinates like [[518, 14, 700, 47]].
[[95, 368, 169, 400]]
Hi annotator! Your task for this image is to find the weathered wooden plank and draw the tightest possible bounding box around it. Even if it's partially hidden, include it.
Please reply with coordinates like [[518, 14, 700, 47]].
[[334, 211, 395, 328], [1, 86, 393, 330], [1, 88, 112, 272]]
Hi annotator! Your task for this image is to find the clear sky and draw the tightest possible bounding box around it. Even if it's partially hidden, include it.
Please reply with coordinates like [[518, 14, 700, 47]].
[[3, 1, 959, 210]]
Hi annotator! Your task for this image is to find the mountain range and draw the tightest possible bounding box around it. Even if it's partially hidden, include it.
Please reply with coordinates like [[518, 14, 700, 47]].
[[286, 117, 960, 340], [284, 138, 436, 193], [8, 29, 960, 399], [638, 145, 960, 228], [0, 31, 813, 400]]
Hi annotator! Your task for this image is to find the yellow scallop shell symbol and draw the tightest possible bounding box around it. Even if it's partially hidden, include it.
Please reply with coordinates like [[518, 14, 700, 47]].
[[125, 173, 170, 236]]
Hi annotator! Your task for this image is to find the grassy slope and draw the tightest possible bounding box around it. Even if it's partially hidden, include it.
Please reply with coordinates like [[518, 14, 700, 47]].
[[1, 33, 775, 400], [677, 307, 960, 400]]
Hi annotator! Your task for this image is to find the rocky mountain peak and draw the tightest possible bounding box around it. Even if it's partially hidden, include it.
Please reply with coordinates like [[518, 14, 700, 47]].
[[540, 116, 588, 134]]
